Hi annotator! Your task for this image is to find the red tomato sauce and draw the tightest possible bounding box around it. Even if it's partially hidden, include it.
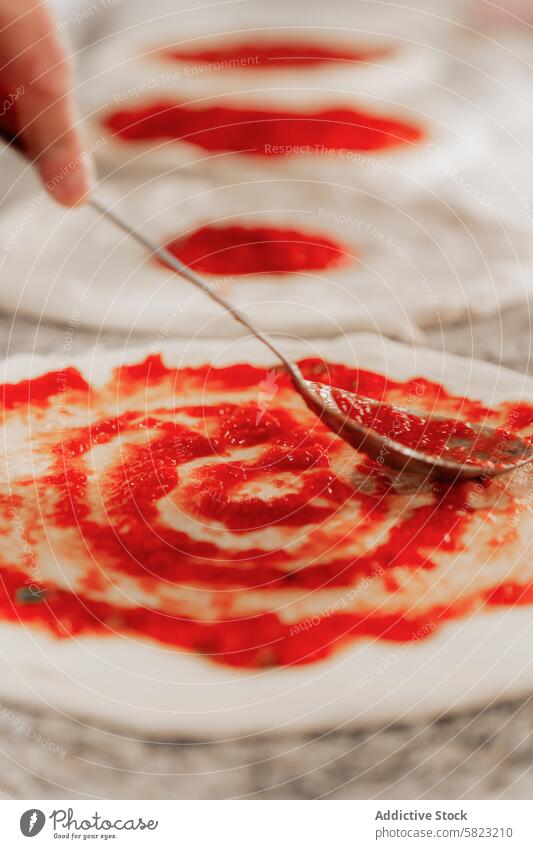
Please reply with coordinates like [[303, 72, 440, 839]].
[[1, 355, 532, 668], [331, 388, 520, 470], [162, 224, 351, 275], [160, 40, 389, 69], [103, 100, 424, 155]]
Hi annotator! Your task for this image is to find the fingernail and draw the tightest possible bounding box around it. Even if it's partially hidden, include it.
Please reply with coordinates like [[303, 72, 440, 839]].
[[48, 168, 90, 206], [42, 151, 95, 206]]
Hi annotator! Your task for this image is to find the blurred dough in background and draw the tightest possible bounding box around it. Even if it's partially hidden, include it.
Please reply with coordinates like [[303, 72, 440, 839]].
[[1, 0, 533, 341], [0, 171, 530, 340], [78, 0, 482, 183]]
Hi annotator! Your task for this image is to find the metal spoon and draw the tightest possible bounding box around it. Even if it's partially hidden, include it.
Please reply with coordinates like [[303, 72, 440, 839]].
[[89, 196, 533, 480]]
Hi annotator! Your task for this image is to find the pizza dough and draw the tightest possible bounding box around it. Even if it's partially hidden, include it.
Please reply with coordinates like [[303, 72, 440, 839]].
[[0, 332, 532, 737], [1, 173, 530, 340], [78, 0, 485, 184], [3, 2, 531, 339]]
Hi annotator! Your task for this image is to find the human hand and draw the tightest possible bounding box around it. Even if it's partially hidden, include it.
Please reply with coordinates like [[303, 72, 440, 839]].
[[0, 0, 93, 205]]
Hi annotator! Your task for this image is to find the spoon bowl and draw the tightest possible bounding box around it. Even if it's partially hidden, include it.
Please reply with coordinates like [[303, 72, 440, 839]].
[[301, 380, 533, 479]]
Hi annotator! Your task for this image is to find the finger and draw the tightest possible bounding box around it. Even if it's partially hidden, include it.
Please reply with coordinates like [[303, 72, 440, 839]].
[[0, 0, 94, 205]]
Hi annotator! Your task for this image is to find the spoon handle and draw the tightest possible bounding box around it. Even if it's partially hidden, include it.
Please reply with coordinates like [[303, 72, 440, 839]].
[[88, 196, 304, 383]]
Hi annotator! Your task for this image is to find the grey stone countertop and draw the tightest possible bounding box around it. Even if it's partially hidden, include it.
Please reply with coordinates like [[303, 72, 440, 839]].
[[0, 304, 532, 800]]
